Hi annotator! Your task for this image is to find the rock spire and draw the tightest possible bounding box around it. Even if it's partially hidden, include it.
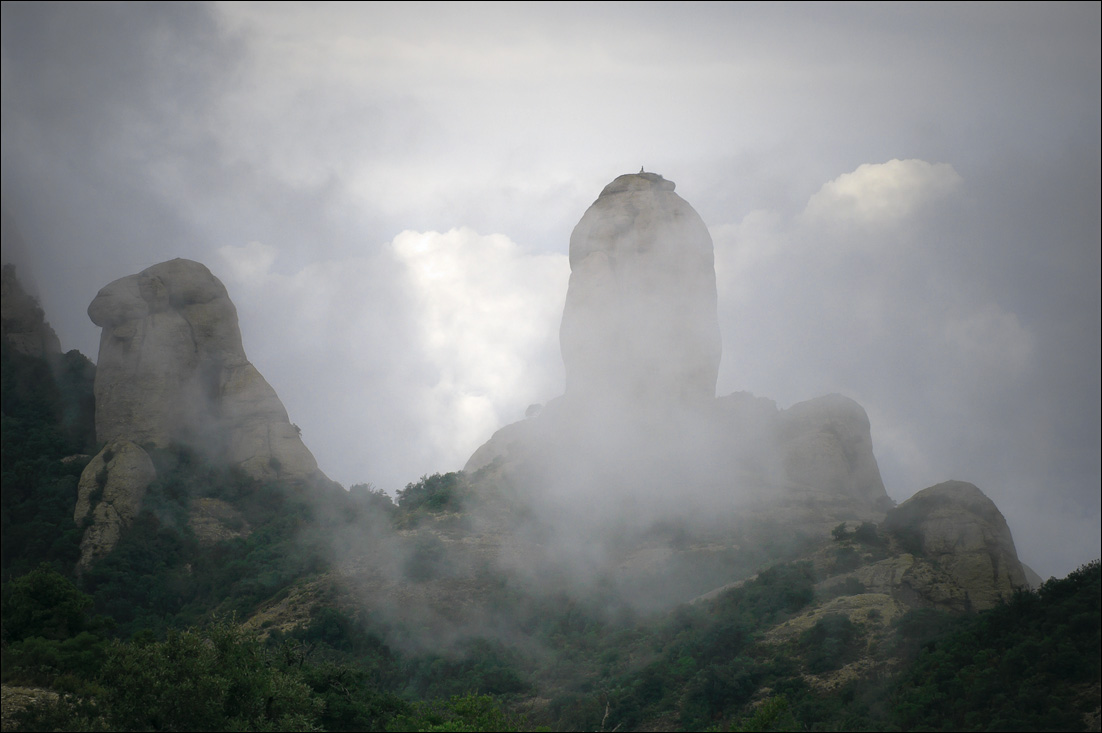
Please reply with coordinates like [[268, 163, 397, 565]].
[[560, 172, 721, 408]]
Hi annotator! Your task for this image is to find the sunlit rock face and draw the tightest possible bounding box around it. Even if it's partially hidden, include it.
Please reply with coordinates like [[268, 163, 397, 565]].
[[87, 258, 321, 482], [560, 172, 721, 409], [884, 480, 1028, 610]]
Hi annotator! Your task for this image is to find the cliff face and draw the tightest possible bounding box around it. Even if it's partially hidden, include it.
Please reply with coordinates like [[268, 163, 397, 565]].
[[76, 258, 328, 567], [86, 258, 320, 481], [1, 263, 61, 358]]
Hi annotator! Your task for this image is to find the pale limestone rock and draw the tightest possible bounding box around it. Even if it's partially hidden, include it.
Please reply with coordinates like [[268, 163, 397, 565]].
[[465, 175, 890, 516], [821, 553, 973, 612], [560, 172, 720, 408], [468, 171, 725, 480], [87, 258, 321, 482], [74, 440, 156, 568], [777, 394, 888, 505], [1, 264, 61, 357], [885, 480, 1028, 609]]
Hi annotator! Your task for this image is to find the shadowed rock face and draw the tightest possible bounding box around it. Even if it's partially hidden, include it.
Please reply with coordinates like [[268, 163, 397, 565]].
[[560, 172, 721, 409], [1, 263, 61, 358], [87, 258, 321, 481]]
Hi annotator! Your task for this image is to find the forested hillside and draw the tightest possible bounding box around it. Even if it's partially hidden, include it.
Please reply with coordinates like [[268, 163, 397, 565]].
[[2, 337, 1100, 732]]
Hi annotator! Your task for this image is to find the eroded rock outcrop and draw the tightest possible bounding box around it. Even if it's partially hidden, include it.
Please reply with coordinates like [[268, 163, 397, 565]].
[[465, 173, 890, 517], [457, 171, 1037, 618], [73, 439, 156, 568], [561, 172, 721, 408], [777, 394, 887, 504], [884, 480, 1028, 609], [76, 259, 327, 566], [87, 258, 320, 481]]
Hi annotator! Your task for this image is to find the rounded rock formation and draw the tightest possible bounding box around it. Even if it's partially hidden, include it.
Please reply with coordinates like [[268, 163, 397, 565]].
[[884, 480, 1028, 609], [560, 172, 721, 409], [87, 258, 321, 482]]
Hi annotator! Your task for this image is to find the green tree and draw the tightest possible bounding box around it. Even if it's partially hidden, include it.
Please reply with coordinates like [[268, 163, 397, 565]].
[[96, 621, 324, 731], [392, 693, 523, 732], [1, 563, 101, 642]]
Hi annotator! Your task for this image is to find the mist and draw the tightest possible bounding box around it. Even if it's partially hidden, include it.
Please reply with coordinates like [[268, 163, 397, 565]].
[[2, 2, 1098, 585]]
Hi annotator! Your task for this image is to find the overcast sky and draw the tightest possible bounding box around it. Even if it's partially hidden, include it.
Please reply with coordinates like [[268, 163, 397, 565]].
[[2, 2, 1099, 580]]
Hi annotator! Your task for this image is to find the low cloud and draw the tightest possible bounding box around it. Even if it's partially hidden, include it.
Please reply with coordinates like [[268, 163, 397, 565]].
[[216, 229, 567, 491], [391, 228, 569, 468], [710, 158, 1088, 576]]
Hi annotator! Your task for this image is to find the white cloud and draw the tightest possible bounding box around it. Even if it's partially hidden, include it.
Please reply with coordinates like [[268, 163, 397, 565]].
[[392, 228, 569, 467], [802, 158, 963, 231], [214, 230, 569, 488]]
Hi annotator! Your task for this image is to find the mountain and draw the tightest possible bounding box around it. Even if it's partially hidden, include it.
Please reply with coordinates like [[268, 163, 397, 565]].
[[453, 172, 1023, 616], [1, 175, 1098, 731]]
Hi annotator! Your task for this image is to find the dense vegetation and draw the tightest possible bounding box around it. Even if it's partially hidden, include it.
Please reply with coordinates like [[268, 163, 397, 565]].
[[2, 338, 1100, 731], [1, 340, 95, 581]]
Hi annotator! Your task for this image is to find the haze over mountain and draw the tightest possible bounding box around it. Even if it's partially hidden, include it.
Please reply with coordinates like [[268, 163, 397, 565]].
[[1, 2, 1098, 580], [34, 170, 1036, 618], [3, 166, 1094, 732]]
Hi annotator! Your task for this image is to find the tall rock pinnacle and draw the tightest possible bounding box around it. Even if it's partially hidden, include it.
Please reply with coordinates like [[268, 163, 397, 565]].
[[560, 172, 721, 408], [75, 259, 329, 568], [86, 258, 321, 482], [466, 171, 888, 520]]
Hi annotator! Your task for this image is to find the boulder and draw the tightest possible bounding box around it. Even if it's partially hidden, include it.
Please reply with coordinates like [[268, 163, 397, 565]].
[[777, 394, 888, 504], [884, 480, 1028, 609], [73, 440, 156, 568]]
